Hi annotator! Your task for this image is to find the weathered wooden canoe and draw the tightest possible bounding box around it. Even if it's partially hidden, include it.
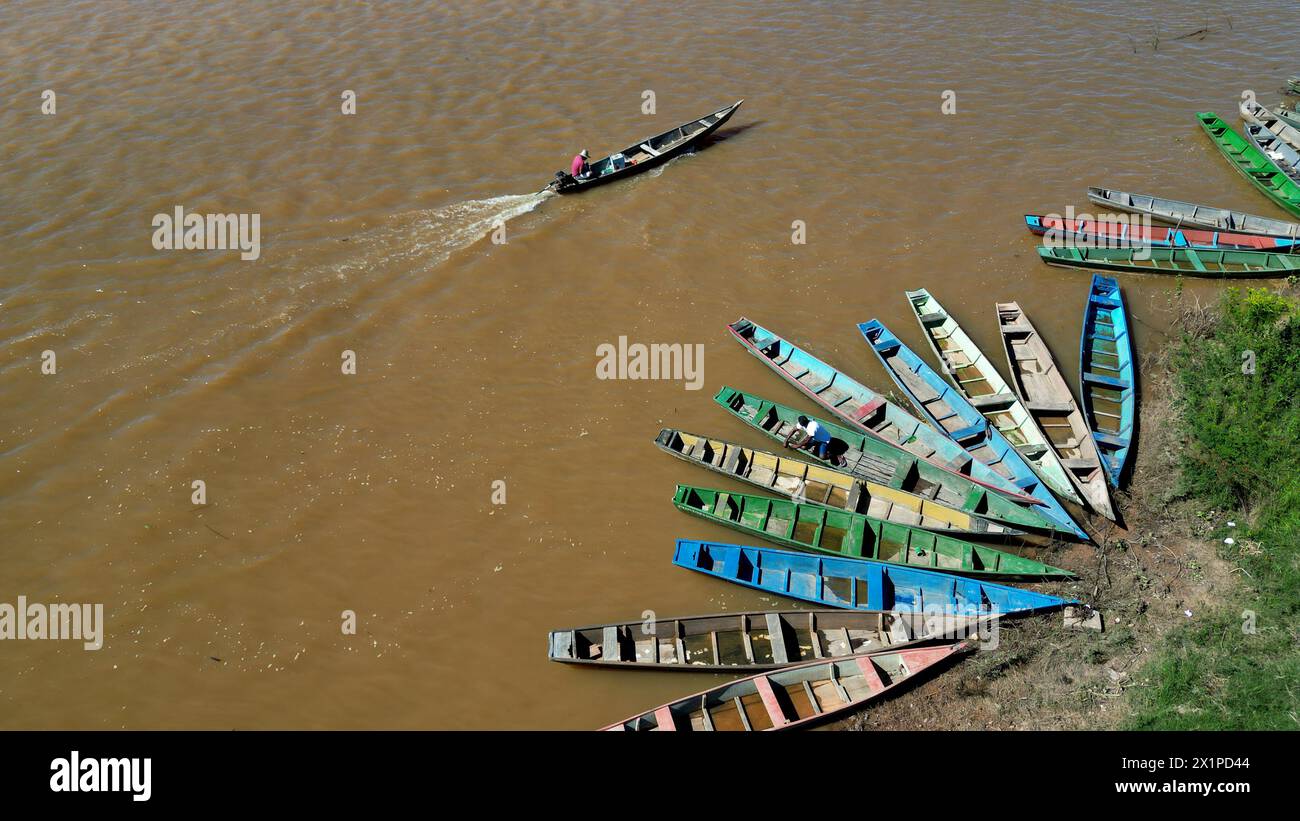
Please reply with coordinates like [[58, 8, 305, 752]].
[[1197, 112, 1300, 218], [996, 302, 1115, 521], [1289, 76, 1300, 95], [1270, 105, 1300, 132], [550, 609, 982, 672], [726, 318, 1042, 507], [1087, 186, 1300, 237], [673, 539, 1075, 615], [674, 484, 1075, 580], [712, 386, 1065, 535], [1024, 214, 1299, 251], [1080, 276, 1136, 488], [903, 288, 1083, 506], [1038, 245, 1300, 277], [1240, 98, 1300, 153], [857, 319, 1086, 540], [602, 641, 972, 731], [543, 100, 742, 193], [654, 428, 1022, 537], [1245, 123, 1300, 186]]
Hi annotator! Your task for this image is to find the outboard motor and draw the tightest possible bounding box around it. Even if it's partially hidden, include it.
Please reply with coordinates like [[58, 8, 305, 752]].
[[546, 170, 576, 192]]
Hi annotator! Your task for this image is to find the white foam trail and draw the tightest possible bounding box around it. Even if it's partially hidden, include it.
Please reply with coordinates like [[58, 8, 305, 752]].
[[358, 192, 553, 271]]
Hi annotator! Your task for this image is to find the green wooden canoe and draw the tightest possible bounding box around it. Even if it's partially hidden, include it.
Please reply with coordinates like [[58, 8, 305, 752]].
[[653, 427, 1023, 537], [712, 386, 1067, 536], [1038, 245, 1300, 277], [904, 288, 1083, 506], [673, 484, 1075, 580], [1197, 112, 1300, 218]]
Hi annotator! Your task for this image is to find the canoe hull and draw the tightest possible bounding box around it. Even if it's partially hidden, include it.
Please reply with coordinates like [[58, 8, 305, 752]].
[[549, 608, 983, 672], [1080, 275, 1137, 488], [653, 428, 1023, 537], [672, 483, 1075, 580], [712, 387, 1066, 535], [1196, 111, 1300, 219], [996, 302, 1115, 521], [1086, 186, 1300, 237], [545, 100, 742, 193], [857, 318, 1087, 541], [903, 288, 1084, 507], [1038, 245, 1300, 278], [672, 539, 1075, 617], [1025, 214, 1300, 252], [725, 318, 1043, 507], [1240, 98, 1300, 154], [603, 641, 972, 731]]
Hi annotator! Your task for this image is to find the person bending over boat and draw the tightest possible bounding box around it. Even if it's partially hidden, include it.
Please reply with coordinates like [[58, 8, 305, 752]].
[[790, 416, 832, 459], [571, 149, 590, 179]]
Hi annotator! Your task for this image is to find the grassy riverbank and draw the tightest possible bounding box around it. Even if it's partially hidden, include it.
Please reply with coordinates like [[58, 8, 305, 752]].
[[1126, 286, 1300, 730]]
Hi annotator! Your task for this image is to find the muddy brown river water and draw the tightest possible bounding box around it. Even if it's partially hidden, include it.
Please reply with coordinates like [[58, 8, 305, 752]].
[[1, 0, 1295, 728]]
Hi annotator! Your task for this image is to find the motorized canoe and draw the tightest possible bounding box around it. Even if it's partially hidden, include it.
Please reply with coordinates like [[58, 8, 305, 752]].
[[1024, 214, 1299, 251], [653, 428, 1023, 537], [672, 539, 1076, 616], [543, 100, 742, 193], [549, 609, 983, 672], [601, 641, 972, 731], [903, 288, 1083, 506], [1196, 112, 1300, 218], [712, 386, 1065, 535], [996, 302, 1116, 521], [673, 484, 1075, 580], [1080, 275, 1137, 488], [725, 318, 1042, 507], [857, 319, 1086, 540], [1038, 245, 1300, 277], [1087, 185, 1300, 237], [1240, 98, 1300, 153]]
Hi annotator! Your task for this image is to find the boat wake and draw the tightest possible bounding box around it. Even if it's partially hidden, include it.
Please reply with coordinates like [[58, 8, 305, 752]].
[[360, 192, 553, 271]]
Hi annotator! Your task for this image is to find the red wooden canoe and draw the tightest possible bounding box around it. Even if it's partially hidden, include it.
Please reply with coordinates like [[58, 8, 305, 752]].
[[602, 641, 972, 731], [1025, 214, 1299, 251]]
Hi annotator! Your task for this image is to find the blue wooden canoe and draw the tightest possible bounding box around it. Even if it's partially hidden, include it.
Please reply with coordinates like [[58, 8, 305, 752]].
[[1080, 276, 1137, 488], [726, 318, 1041, 507], [673, 539, 1075, 617], [857, 320, 1087, 540]]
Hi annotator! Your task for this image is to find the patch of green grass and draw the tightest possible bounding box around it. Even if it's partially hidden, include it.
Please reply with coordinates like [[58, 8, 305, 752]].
[[1127, 288, 1300, 730]]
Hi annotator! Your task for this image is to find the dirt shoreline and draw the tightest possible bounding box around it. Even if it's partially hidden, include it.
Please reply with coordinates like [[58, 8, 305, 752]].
[[843, 308, 1237, 731]]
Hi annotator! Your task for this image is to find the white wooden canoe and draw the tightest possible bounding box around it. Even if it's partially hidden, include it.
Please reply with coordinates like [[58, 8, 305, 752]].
[[905, 288, 1083, 507], [995, 302, 1116, 521]]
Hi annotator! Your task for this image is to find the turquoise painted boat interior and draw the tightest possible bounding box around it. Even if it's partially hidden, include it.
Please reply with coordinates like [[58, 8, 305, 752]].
[[1080, 275, 1137, 487]]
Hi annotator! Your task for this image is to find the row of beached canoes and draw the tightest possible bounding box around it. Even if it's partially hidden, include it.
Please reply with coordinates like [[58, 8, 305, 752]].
[[1022, 88, 1300, 277], [553, 283, 1131, 729]]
